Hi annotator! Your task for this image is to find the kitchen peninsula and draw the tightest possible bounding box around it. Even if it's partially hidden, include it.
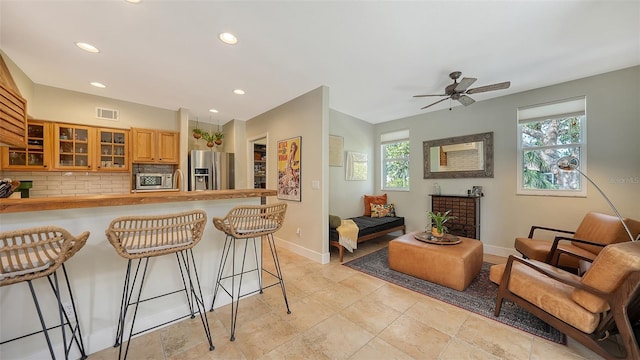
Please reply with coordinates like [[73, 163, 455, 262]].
[[0, 188, 275, 213], [0, 189, 277, 359]]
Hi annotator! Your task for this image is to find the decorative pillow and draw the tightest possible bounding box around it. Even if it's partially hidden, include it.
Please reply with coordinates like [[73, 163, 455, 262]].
[[371, 203, 396, 218], [363, 194, 387, 216], [329, 214, 342, 229]]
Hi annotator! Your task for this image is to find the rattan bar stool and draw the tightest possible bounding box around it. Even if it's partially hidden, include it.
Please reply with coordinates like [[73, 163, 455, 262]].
[[0, 226, 89, 360], [210, 202, 290, 341], [105, 210, 214, 359]]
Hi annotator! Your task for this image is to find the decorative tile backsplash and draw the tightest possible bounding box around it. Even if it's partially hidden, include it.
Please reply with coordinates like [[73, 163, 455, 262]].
[[0, 171, 131, 198]]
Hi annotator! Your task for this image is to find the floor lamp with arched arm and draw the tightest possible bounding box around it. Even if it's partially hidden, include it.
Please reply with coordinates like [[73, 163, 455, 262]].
[[557, 156, 636, 242]]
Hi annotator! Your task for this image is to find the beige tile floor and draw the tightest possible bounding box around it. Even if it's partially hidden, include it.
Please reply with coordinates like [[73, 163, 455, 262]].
[[90, 236, 607, 359]]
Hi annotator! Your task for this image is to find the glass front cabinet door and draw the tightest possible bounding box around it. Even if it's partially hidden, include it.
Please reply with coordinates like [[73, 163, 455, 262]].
[[1, 120, 51, 170], [54, 124, 92, 170], [97, 128, 129, 171]]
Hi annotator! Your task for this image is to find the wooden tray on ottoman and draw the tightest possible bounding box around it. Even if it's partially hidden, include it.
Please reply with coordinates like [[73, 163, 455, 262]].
[[388, 232, 483, 291]]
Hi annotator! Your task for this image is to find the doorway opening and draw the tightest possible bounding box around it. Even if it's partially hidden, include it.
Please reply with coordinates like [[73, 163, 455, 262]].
[[252, 137, 267, 189]]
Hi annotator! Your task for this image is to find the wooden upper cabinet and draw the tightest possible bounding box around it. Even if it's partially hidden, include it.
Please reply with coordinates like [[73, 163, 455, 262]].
[[157, 131, 179, 163], [53, 123, 93, 170], [1, 120, 51, 170], [131, 128, 155, 162], [1, 121, 130, 172], [131, 128, 179, 164], [96, 128, 129, 171], [0, 54, 27, 148]]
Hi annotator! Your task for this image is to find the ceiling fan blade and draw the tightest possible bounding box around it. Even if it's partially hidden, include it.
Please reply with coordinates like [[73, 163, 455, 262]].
[[466, 81, 511, 94], [413, 94, 447, 98], [454, 77, 477, 92], [421, 97, 450, 109], [458, 95, 475, 106]]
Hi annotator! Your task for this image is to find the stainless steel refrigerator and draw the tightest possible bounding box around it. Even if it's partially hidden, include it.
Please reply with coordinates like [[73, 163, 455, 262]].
[[188, 150, 235, 191]]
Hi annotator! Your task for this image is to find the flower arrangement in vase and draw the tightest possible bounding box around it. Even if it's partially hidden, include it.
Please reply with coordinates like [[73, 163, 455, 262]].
[[427, 210, 454, 237]]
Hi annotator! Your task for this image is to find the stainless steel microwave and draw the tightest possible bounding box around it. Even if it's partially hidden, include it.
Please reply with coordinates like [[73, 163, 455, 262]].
[[135, 173, 173, 190]]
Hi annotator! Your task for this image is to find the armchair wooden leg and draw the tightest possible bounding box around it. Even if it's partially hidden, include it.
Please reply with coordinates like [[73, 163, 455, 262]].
[[494, 256, 516, 317], [610, 273, 640, 360]]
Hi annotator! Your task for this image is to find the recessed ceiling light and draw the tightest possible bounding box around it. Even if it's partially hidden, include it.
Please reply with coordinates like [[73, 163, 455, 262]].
[[90, 82, 106, 88], [209, 109, 219, 113], [233, 89, 245, 95], [125, 0, 142, 4], [76, 42, 99, 53], [219, 32, 238, 45]]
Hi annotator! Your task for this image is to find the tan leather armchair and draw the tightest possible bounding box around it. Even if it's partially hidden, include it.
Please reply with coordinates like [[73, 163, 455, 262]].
[[515, 212, 640, 270], [491, 241, 640, 360]]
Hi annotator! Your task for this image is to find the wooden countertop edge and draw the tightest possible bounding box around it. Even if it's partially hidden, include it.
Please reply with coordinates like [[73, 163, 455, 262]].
[[0, 189, 278, 214]]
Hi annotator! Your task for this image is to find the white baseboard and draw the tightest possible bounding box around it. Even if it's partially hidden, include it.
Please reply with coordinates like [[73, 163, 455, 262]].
[[483, 244, 519, 258], [274, 236, 328, 263]]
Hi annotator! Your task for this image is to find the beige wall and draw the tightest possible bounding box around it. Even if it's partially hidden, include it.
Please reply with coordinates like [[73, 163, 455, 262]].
[[6, 47, 637, 260], [2, 50, 178, 130], [1, 52, 187, 196], [1, 50, 34, 103], [245, 86, 329, 262], [328, 109, 375, 218], [374, 66, 640, 256], [30, 84, 178, 130]]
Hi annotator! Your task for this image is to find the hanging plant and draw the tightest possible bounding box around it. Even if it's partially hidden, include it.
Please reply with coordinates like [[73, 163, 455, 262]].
[[214, 130, 224, 145], [192, 127, 203, 139], [201, 131, 215, 148]]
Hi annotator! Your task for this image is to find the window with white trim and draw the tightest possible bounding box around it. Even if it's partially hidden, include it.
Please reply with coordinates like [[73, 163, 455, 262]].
[[381, 130, 410, 191], [517, 96, 587, 196]]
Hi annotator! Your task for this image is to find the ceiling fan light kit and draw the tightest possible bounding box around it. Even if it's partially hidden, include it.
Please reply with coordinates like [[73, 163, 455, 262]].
[[415, 71, 511, 110]]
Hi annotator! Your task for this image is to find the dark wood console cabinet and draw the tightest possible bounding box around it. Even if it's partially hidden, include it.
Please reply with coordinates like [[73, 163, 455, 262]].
[[430, 194, 481, 240]]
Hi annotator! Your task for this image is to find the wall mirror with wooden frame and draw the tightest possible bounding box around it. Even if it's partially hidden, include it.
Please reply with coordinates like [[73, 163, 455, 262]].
[[423, 132, 493, 179]]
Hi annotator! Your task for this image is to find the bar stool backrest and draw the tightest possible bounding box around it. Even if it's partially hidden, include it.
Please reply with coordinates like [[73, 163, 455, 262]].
[[0, 226, 89, 286], [213, 203, 287, 239], [106, 210, 207, 259]]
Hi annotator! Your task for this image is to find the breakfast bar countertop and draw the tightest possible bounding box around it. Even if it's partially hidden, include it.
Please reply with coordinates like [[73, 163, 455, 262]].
[[0, 189, 277, 214]]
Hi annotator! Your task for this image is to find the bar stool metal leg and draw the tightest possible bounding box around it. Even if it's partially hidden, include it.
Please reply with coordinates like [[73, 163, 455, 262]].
[[50, 266, 87, 359], [210, 234, 262, 341], [210, 203, 290, 341], [0, 226, 89, 360], [114, 249, 214, 359], [27, 280, 56, 359], [21, 267, 87, 360], [106, 210, 215, 360], [264, 233, 291, 314]]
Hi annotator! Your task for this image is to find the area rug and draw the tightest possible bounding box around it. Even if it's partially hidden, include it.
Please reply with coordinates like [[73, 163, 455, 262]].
[[343, 247, 565, 344]]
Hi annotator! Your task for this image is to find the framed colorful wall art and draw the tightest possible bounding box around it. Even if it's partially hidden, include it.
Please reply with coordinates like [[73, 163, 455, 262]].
[[277, 136, 302, 201]]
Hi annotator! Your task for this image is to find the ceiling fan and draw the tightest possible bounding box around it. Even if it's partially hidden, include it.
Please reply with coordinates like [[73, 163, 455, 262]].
[[414, 71, 511, 110]]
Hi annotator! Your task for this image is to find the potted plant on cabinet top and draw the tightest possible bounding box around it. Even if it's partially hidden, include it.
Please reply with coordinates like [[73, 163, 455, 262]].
[[427, 210, 454, 237]]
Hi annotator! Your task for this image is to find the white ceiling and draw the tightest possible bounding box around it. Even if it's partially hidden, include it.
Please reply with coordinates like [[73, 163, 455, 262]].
[[1, 1, 639, 126]]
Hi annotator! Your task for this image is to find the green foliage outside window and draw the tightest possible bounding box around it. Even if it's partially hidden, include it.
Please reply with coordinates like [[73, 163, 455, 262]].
[[521, 116, 584, 190], [383, 140, 410, 189]]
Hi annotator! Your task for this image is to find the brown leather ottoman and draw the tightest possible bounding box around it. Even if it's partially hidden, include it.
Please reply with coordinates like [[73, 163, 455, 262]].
[[388, 232, 483, 291]]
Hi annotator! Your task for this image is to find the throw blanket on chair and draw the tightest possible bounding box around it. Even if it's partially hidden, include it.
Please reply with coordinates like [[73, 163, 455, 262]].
[[337, 219, 359, 252]]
